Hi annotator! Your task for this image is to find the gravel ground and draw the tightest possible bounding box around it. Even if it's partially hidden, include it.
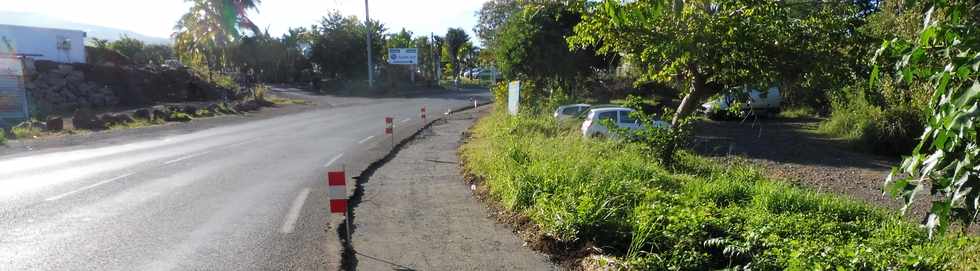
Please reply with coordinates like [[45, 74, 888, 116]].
[[691, 117, 933, 222]]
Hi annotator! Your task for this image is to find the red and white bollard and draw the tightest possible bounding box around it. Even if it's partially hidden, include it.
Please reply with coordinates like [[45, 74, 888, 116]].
[[384, 117, 394, 135], [327, 171, 347, 214], [327, 170, 352, 245], [421, 107, 427, 121], [385, 116, 395, 148]]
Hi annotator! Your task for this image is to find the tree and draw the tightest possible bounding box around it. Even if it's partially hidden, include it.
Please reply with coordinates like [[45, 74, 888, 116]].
[[143, 44, 175, 65], [109, 35, 146, 63], [308, 11, 386, 83], [413, 36, 435, 82], [474, 0, 520, 61], [768, 2, 874, 108], [495, 1, 607, 81], [387, 28, 413, 48], [444, 28, 470, 80], [88, 38, 110, 49], [458, 42, 479, 78], [571, 0, 798, 124], [173, 0, 261, 78], [881, 0, 980, 236], [493, 1, 612, 104]]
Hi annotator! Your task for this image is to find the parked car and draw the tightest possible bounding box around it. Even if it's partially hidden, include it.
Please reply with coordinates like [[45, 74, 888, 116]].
[[553, 104, 591, 120], [581, 107, 669, 138], [701, 86, 782, 119], [464, 68, 481, 78], [570, 104, 620, 119]]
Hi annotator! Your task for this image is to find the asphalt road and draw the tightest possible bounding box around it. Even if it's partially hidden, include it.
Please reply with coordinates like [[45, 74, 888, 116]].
[[0, 89, 489, 270]]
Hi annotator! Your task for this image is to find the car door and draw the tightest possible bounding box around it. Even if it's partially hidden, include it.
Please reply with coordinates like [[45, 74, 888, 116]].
[[618, 110, 639, 130], [595, 111, 617, 134]]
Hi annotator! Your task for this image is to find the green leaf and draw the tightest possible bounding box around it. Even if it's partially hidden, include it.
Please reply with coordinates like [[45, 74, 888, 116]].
[[954, 81, 980, 107]]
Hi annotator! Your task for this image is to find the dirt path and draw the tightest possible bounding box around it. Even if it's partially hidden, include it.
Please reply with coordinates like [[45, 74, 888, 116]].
[[344, 106, 555, 270], [691, 118, 932, 221]]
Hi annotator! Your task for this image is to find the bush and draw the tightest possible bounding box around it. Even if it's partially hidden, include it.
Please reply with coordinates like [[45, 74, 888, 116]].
[[861, 107, 924, 156], [10, 123, 41, 139], [0, 128, 6, 144], [609, 95, 692, 166], [166, 112, 193, 122], [820, 86, 924, 156], [462, 110, 976, 270], [11, 125, 42, 139], [819, 86, 881, 140]]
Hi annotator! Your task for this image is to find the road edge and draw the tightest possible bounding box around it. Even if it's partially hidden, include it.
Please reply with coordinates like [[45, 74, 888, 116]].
[[330, 100, 493, 271]]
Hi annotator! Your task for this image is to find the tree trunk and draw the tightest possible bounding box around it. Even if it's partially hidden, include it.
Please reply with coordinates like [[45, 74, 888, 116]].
[[672, 66, 714, 125]]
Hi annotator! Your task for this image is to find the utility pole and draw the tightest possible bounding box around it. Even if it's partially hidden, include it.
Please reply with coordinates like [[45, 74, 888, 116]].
[[430, 33, 437, 84], [432, 33, 441, 85], [365, 0, 374, 88]]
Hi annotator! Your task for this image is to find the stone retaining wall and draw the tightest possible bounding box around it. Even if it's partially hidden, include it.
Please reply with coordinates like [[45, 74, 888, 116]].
[[24, 60, 230, 115]]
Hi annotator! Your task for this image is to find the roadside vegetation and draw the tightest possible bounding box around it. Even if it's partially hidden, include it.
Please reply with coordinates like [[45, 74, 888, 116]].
[[471, 0, 980, 268], [11, 124, 43, 139], [462, 110, 978, 269], [776, 107, 818, 120]]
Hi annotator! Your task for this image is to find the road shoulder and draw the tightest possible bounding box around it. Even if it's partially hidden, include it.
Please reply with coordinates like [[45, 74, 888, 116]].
[[345, 106, 555, 270]]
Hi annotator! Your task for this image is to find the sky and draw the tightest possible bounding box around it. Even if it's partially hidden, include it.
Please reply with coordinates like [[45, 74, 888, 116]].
[[0, 0, 484, 42]]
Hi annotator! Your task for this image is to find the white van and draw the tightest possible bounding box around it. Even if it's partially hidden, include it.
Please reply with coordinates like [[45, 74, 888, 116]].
[[702, 86, 782, 118]]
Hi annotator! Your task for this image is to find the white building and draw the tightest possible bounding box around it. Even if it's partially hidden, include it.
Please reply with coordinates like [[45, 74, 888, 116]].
[[0, 24, 87, 64]]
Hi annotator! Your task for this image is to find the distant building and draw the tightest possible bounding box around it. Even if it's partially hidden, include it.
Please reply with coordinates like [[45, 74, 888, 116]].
[[0, 24, 87, 64]]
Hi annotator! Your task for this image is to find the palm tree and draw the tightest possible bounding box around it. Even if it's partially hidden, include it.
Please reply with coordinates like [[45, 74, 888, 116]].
[[444, 28, 470, 81], [172, 0, 261, 79]]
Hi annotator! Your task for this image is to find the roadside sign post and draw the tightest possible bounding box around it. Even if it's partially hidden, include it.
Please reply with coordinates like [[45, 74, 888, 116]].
[[327, 170, 350, 245], [507, 81, 520, 116], [388, 48, 419, 85]]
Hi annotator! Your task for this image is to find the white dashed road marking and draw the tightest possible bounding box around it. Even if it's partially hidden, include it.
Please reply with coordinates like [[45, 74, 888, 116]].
[[324, 153, 344, 168], [163, 151, 212, 165], [280, 187, 311, 234], [45, 173, 135, 201], [357, 135, 375, 144]]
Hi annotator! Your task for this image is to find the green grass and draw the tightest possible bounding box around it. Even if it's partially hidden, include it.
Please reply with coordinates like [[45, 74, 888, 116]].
[[0, 128, 6, 144], [11, 125, 42, 139], [461, 110, 977, 270], [266, 96, 312, 105], [443, 77, 495, 89], [109, 118, 164, 130], [818, 104, 879, 141], [778, 106, 817, 119]]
